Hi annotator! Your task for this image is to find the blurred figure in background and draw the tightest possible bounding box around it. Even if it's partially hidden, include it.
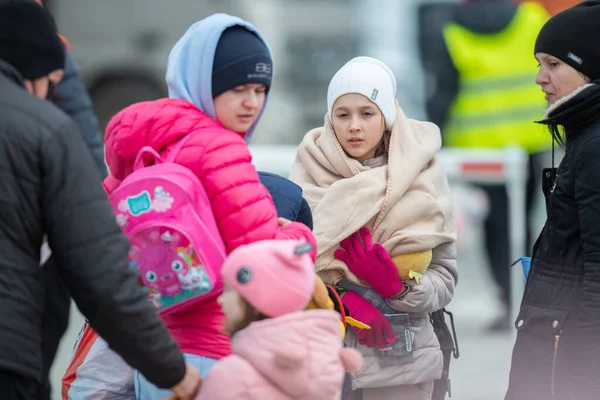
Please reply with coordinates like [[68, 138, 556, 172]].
[[33, 0, 107, 177], [424, 0, 550, 331], [0, 1, 201, 400]]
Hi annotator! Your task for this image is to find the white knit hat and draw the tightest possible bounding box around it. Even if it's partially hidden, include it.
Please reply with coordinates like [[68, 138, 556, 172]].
[[327, 56, 397, 128]]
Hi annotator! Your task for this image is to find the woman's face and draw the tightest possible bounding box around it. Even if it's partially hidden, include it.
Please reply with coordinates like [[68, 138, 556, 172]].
[[535, 52, 589, 106], [331, 93, 385, 162], [214, 83, 267, 134], [217, 283, 246, 334]]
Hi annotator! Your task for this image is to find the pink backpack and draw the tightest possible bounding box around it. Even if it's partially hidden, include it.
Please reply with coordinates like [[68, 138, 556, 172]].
[[109, 134, 226, 315]]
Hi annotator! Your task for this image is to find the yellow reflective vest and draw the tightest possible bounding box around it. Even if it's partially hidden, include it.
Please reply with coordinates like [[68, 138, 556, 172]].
[[443, 2, 551, 153]]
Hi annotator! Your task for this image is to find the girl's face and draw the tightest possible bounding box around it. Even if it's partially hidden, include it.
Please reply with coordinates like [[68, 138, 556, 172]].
[[217, 283, 246, 335], [535, 52, 589, 106], [331, 93, 385, 162], [213, 83, 267, 134]]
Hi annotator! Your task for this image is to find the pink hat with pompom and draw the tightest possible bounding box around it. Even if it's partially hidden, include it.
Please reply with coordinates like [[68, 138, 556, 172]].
[[221, 240, 316, 318]]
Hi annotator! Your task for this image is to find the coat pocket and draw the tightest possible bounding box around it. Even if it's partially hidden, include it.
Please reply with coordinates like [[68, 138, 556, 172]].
[[514, 303, 569, 395]]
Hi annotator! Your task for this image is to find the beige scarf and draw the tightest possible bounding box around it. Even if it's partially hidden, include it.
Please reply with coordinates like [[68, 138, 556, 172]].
[[289, 104, 456, 285]]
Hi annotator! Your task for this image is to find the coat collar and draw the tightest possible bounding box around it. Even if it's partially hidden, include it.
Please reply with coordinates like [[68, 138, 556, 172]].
[[0, 59, 26, 88]]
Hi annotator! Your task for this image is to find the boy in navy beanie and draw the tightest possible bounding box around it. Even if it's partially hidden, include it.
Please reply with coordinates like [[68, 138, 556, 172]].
[[212, 26, 273, 98]]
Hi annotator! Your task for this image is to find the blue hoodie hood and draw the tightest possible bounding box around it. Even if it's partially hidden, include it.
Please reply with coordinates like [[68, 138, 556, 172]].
[[165, 13, 273, 141]]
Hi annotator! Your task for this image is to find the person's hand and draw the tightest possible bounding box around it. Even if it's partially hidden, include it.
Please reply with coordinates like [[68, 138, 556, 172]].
[[169, 363, 202, 400], [334, 228, 404, 299], [278, 217, 292, 228], [342, 291, 396, 349]]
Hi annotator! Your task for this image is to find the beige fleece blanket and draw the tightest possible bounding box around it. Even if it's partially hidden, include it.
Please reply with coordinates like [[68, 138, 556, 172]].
[[289, 103, 456, 285]]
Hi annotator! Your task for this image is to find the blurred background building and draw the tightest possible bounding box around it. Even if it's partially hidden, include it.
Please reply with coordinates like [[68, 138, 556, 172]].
[[44, 0, 461, 141]]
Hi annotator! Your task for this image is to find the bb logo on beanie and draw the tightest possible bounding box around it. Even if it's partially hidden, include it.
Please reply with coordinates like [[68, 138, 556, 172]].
[[247, 62, 272, 81], [254, 62, 272, 74], [236, 267, 253, 284]]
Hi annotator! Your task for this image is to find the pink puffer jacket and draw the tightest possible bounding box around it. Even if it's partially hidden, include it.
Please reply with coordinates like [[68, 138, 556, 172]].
[[103, 98, 316, 358], [196, 310, 362, 400], [104, 98, 315, 253]]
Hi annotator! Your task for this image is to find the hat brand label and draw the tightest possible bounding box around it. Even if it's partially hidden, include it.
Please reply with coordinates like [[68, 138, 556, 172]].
[[247, 62, 272, 80], [371, 89, 379, 101], [255, 62, 272, 74], [567, 52, 583, 65]]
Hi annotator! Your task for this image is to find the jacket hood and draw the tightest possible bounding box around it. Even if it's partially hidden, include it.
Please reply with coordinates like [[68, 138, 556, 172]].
[[232, 310, 361, 399], [104, 98, 226, 181], [165, 13, 273, 141], [258, 171, 313, 229]]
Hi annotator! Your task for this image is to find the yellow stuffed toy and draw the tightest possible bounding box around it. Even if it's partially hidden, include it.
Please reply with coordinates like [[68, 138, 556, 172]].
[[305, 275, 370, 339], [391, 249, 433, 284]]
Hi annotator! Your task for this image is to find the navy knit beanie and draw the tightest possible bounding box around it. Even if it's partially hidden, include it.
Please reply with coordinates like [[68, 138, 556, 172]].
[[0, 0, 65, 80], [212, 26, 273, 98], [534, 0, 600, 80]]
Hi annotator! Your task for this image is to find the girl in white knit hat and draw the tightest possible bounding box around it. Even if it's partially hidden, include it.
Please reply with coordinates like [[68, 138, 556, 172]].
[[290, 56, 458, 399]]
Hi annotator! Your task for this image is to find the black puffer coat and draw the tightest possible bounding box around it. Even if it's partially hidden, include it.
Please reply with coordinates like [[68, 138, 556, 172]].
[[0, 60, 185, 389], [506, 85, 600, 399]]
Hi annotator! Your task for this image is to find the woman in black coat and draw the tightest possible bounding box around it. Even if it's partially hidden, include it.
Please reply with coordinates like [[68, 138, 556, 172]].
[[505, 2, 600, 399]]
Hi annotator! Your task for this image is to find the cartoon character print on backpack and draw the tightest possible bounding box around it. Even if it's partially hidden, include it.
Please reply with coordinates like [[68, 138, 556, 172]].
[[138, 242, 184, 297], [116, 185, 175, 225], [109, 142, 228, 315], [128, 226, 213, 312], [177, 246, 212, 292]]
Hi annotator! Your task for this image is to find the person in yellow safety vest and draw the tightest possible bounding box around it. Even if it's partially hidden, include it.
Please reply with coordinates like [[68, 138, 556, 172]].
[[423, 0, 550, 332]]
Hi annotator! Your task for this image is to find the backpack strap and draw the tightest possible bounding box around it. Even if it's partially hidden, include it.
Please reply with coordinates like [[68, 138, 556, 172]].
[[165, 131, 203, 163], [133, 146, 164, 171], [132, 130, 202, 171], [431, 308, 460, 400]]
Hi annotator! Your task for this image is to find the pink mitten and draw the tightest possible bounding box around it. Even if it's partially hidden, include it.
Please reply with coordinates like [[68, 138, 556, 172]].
[[342, 291, 397, 349], [334, 227, 404, 299]]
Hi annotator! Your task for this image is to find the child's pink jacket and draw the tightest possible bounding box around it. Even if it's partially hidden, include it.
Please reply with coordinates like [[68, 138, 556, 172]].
[[196, 310, 362, 400]]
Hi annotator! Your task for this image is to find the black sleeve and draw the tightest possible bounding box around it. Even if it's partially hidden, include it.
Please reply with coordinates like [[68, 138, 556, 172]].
[[41, 118, 185, 389], [53, 52, 108, 178], [419, 7, 460, 132], [572, 133, 600, 395]]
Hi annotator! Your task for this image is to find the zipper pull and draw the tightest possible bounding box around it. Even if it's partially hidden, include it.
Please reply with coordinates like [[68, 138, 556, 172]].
[[551, 333, 561, 395], [550, 182, 557, 193]]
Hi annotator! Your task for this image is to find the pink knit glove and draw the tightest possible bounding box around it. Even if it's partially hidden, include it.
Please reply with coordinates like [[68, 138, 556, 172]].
[[334, 228, 404, 299], [342, 291, 397, 349]]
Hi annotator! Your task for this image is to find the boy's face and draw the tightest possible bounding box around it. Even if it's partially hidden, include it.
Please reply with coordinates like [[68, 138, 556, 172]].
[[213, 84, 266, 134]]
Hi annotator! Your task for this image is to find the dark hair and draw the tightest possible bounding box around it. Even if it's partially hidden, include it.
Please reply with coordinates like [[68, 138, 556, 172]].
[[545, 73, 592, 146], [547, 123, 565, 146]]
